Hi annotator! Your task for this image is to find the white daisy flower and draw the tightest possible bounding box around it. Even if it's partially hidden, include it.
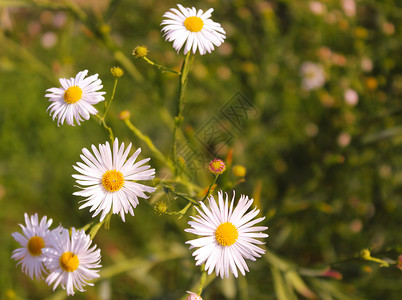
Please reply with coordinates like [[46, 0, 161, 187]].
[[73, 138, 156, 222], [42, 227, 101, 296], [45, 70, 106, 126], [300, 62, 326, 91], [185, 191, 268, 279], [161, 4, 226, 55], [11, 213, 54, 280]]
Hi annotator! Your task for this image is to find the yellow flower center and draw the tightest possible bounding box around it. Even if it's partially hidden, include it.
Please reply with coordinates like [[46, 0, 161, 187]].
[[59, 252, 79, 272], [184, 16, 204, 32], [215, 222, 238, 246], [209, 159, 226, 174], [27, 236, 45, 256], [63, 86, 83, 104], [102, 170, 124, 192]]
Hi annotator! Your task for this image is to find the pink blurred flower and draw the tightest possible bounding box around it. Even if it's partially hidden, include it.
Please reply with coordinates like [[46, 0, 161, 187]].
[[344, 89, 359, 106], [41, 32, 57, 49], [309, 1, 326, 15], [186, 292, 202, 300], [53, 12, 67, 28], [337, 132, 351, 147], [382, 22, 395, 35], [342, 0, 356, 17], [361, 57, 373, 72], [300, 62, 326, 91]]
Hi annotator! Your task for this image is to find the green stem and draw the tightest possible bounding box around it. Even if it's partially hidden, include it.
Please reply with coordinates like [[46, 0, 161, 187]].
[[197, 268, 207, 295], [172, 52, 194, 175], [165, 202, 192, 219], [96, 74, 119, 143], [89, 212, 112, 239], [179, 273, 215, 300], [200, 175, 219, 202], [153, 177, 202, 195], [103, 78, 119, 117], [95, 114, 114, 143], [163, 184, 200, 206], [142, 56, 181, 75], [362, 254, 390, 267], [123, 118, 174, 171]]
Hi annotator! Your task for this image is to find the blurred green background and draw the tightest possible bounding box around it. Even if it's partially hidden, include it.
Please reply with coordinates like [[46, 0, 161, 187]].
[[1, 0, 401, 299]]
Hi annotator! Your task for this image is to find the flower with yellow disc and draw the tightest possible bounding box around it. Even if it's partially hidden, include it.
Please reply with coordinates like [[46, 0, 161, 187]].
[[11, 213, 54, 280], [45, 70, 106, 126], [72, 138, 156, 222], [161, 4, 226, 55], [185, 191, 268, 278], [42, 227, 101, 296]]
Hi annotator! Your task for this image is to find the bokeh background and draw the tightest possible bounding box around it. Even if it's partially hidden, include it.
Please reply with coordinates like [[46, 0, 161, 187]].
[[1, 0, 401, 299]]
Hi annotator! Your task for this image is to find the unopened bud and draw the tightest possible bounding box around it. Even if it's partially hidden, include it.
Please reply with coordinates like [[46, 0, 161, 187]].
[[154, 201, 167, 215], [133, 45, 148, 58], [232, 165, 246, 177], [111, 66, 124, 78], [209, 159, 226, 175], [118, 110, 130, 120]]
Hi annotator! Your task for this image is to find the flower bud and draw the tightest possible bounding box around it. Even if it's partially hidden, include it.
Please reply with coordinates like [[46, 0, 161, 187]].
[[154, 201, 167, 215], [133, 45, 148, 58], [232, 165, 246, 177], [118, 110, 131, 120], [208, 159, 226, 175], [111, 66, 124, 78]]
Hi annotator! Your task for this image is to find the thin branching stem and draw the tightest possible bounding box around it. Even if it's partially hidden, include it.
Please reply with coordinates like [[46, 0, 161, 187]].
[[172, 52, 194, 175], [142, 56, 181, 75], [200, 175, 219, 202], [103, 78, 119, 117]]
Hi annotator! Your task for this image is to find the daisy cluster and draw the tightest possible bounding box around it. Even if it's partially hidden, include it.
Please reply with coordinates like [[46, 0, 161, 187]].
[[12, 213, 101, 296], [12, 3, 269, 298], [11, 138, 156, 295]]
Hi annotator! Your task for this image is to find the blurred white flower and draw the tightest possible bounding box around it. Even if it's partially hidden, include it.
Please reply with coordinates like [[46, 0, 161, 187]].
[[73, 138, 156, 222], [342, 0, 356, 17], [309, 1, 326, 15], [300, 62, 326, 91], [344, 89, 359, 106], [45, 70, 106, 126], [11, 213, 53, 280], [41, 31, 57, 49], [53, 12, 67, 28], [337, 132, 351, 147], [161, 4, 226, 55], [43, 227, 101, 296], [361, 57, 373, 72], [185, 191, 268, 278]]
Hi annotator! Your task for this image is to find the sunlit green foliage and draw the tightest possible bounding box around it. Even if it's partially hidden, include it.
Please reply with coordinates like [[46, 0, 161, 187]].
[[1, 0, 401, 299]]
